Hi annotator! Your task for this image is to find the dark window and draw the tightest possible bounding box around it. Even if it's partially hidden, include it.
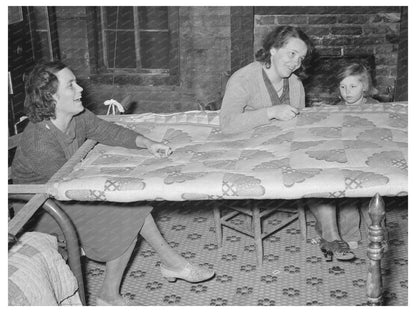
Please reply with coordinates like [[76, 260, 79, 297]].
[[100, 6, 172, 72]]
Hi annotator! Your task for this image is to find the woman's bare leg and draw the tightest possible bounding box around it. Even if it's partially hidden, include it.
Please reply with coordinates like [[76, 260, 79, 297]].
[[99, 212, 211, 304], [98, 237, 137, 303], [139, 214, 188, 270]]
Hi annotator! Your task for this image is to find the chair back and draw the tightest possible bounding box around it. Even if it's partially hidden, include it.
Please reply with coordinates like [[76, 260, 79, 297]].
[[9, 132, 21, 149]]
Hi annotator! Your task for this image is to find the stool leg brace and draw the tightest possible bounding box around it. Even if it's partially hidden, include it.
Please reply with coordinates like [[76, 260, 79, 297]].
[[214, 199, 307, 267]]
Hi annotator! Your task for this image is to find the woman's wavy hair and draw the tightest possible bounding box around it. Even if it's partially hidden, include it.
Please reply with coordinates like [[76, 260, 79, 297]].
[[336, 63, 377, 97], [24, 61, 67, 123], [255, 26, 314, 78]]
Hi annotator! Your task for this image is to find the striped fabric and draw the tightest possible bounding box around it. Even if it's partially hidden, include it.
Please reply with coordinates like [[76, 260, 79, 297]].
[[8, 232, 80, 306]]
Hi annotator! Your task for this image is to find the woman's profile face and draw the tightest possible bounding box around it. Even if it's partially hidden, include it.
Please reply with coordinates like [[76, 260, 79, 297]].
[[53, 68, 84, 118], [270, 37, 307, 79]]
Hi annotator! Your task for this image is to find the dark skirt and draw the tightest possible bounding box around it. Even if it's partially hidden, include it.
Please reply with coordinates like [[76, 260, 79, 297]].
[[14, 200, 153, 262]]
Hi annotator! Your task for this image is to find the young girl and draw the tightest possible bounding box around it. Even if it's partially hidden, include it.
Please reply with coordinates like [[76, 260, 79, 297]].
[[307, 63, 380, 261], [336, 62, 379, 105]]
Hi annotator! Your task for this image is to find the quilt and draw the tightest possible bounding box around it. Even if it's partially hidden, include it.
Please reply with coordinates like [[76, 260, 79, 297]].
[[49, 102, 408, 202]]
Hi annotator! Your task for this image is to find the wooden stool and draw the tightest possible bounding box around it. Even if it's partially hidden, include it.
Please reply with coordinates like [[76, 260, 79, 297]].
[[213, 199, 306, 267]]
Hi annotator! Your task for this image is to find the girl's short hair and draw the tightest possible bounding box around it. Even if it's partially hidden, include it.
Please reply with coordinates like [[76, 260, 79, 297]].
[[336, 63, 377, 97], [24, 61, 67, 123], [255, 25, 314, 77]]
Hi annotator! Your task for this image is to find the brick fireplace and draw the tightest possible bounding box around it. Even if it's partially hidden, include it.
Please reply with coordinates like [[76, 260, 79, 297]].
[[301, 54, 376, 105]]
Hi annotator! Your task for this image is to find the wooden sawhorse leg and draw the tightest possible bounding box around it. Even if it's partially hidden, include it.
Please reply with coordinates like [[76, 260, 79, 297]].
[[213, 206, 222, 248], [252, 205, 263, 267]]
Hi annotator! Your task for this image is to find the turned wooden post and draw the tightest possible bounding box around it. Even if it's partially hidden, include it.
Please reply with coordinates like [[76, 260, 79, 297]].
[[366, 193, 386, 305]]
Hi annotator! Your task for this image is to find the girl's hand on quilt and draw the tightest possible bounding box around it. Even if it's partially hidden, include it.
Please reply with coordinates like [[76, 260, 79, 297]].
[[147, 142, 173, 158], [267, 104, 299, 121]]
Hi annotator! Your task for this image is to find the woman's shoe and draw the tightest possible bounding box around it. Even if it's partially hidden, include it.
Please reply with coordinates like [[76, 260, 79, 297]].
[[319, 239, 355, 261], [160, 262, 215, 283], [96, 296, 141, 306]]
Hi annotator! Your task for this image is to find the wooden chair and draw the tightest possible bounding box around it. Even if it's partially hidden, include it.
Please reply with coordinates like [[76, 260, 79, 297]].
[[213, 199, 307, 266], [8, 133, 86, 305]]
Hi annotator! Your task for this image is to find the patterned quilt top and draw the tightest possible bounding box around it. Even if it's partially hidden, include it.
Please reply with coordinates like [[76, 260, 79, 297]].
[[50, 103, 408, 202]]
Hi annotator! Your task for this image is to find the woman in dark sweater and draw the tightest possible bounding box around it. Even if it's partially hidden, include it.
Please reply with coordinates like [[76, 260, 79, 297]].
[[11, 61, 214, 305]]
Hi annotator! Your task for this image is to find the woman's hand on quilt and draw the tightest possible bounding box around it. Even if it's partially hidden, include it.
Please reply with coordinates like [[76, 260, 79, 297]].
[[147, 142, 173, 158], [135, 136, 172, 158], [266, 104, 299, 121]]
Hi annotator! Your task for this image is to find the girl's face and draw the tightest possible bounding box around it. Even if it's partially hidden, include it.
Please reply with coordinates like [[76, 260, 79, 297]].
[[53, 68, 84, 117], [339, 75, 365, 105], [270, 37, 307, 79]]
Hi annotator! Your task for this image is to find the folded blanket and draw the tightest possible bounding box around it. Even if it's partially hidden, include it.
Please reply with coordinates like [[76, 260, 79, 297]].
[[8, 232, 80, 306]]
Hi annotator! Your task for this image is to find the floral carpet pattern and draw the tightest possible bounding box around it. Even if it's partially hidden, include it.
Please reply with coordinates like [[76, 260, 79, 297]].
[[84, 197, 408, 306]]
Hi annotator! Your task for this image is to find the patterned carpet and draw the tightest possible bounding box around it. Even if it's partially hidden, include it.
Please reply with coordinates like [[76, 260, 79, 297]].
[[83, 197, 408, 306]]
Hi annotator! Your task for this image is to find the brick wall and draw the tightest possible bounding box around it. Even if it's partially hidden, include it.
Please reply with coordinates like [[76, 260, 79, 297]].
[[254, 9, 402, 104], [179, 7, 231, 110]]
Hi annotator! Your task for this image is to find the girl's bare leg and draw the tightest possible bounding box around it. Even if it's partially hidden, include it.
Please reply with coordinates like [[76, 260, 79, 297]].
[[307, 199, 341, 242]]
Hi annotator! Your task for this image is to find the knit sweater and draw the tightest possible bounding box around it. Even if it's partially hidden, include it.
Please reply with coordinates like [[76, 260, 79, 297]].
[[220, 61, 305, 134], [12, 109, 138, 184]]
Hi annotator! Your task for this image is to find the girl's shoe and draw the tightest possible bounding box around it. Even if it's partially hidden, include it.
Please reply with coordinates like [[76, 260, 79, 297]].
[[319, 239, 356, 261], [96, 296, 141, 306], [160, 262, 215, 283]]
